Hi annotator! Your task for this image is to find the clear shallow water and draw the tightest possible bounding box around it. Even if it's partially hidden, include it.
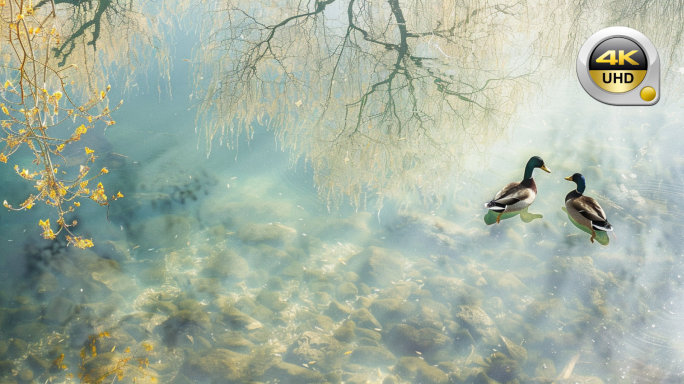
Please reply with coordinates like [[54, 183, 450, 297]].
[[1, 28, 683, 384]]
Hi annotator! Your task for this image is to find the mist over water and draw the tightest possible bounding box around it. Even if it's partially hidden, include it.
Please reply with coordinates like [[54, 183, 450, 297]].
[[1, 13, 683, 384]]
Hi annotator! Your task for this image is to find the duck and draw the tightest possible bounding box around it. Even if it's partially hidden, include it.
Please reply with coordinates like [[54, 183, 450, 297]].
[[564, 173, 613, 243], [484, 156, 551, 223]]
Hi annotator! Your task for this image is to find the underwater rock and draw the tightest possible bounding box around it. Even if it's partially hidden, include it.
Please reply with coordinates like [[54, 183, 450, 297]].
[[484, 351, 520, 383], [286, 331, 334, 365], [157, 310, 210, 347], [216, 331, 254, 352], [555, 376, 604, 384], [182, 348, 248, 382], [219, 304, 263, 331], [346, 246, 402, 288], [355, 328, 382, 346], [370, 298, 418, 325], [491, 271, 527, 291], [27, 353, 50, 372], [333, 320, 356, 342], [91, 267, 137, 295], [201, 249, 249, 279], [0, 360, 16, 376], [265, 361, 326, 383], [350, 308, 382, 330], [237, 222, 297, 244], [349, 346, 396, 366], [18, 368, 33, 382], [406, 298, 451, 330], [534, 357, 556, 378], [394, 356, 449, 384], [336, 282, 358, 301], [8, 338, 28, 357], [80, 352, 119, 382], [455, 305, 500, 345], [326, 301, 352, 321], [44, 295, 76, 325], [425, 276, 481, 305], [129, 214, 198, 249], [384, 324, 450, 360], [256, 290, 288, 312], [34, 272, 59, 295], [499, 335, 528, 362], [12, 322, 45, 343]]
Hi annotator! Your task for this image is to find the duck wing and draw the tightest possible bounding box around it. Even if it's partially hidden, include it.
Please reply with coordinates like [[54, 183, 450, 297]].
[[491, 182, 533, 206], [569, 195, 608, 222]]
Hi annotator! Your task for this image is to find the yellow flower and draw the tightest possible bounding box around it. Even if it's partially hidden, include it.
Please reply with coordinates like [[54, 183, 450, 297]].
[[100, 167, 108, 174], [0, 153, 6, 163], [67, 236, 94, 248], [90, 182, 107, 204], [21, 197, 34, 210], [3, 80, 11, 89], [53, 91, 62, 101], [75, 124, 87, 135], [85, 147, 94, 154], [1, 104, 9, 115], [39, 219, 56, 239]]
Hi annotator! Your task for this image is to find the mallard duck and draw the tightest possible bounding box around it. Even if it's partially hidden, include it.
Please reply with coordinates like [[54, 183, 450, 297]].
[[564, 173, 613, 243], [484, 156, 551, 223]]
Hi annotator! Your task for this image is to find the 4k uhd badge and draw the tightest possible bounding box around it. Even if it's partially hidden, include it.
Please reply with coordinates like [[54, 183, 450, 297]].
[[577, 27, 660, 105]]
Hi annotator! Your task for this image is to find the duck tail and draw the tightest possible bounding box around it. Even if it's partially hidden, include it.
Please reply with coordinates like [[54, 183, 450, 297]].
[[592, 221, 613, 232], [484, 201, 505, 212]]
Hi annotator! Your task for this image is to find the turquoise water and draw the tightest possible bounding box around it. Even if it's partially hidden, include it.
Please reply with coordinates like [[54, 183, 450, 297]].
[[1, 19, 684, 384]]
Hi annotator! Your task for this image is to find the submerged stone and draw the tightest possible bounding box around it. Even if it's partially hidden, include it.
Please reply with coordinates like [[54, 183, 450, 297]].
[[333, 320, 355, 342], [384, 324, 450, 360], [286, 331, 334, 365], [265, 361, 326, 383], [182, 348, 248, 382], [219, 304, 263, 331], [256, 290, 288, 312], [215, 331, 254, 352], [346, 246, 402, 288], [336, 282, 358, 301], [129, 214, 197, 249], [370, 298, 417, 324], [44, 296, 76, 325], [237, 222, 297, 244], [456, 305, 500, 345], [201, 249, 249, 279], [484, 352, 520, 383], [394, 356, 449, 384], [350, 308, 381, 330], [326, 301, 352, 321], [157, 309, 210, 347], [349, 346, 396, 366]]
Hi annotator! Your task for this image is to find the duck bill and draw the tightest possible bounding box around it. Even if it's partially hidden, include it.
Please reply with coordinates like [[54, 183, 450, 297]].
[[564, 176, 573, 181], [541, 165, 551, 173]]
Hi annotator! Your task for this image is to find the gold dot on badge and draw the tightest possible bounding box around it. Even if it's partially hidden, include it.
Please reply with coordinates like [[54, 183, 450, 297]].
[[640, 86, 656, 101]]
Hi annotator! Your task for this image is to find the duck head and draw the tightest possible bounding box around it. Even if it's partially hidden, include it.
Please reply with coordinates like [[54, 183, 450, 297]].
[[523, 156, 551, 180], [564, 172, 586, 194]]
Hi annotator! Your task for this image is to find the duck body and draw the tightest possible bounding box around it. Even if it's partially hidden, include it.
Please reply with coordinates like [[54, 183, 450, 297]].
[[485, 156, 550, 223], [486, 178, 537, 213], [564, 173, 613, 243]]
